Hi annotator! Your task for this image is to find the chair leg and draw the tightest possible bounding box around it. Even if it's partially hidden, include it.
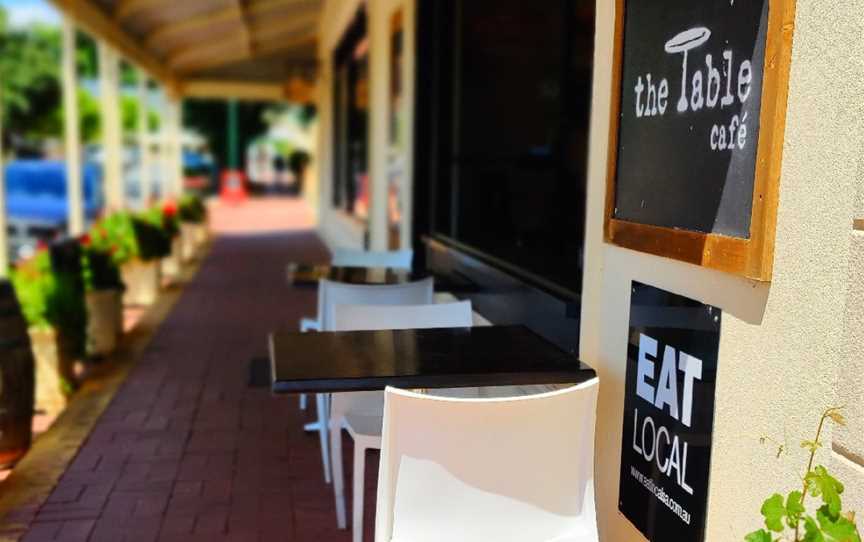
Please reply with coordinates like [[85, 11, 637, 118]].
[[299, 393, 308, 410], [352, 445, 366, 542], [330, 419, 347, 529], [316, 393, 332, 484]]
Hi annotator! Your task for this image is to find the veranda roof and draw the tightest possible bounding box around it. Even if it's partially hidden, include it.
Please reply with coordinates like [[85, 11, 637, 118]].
[[50, 0, 320, 102]]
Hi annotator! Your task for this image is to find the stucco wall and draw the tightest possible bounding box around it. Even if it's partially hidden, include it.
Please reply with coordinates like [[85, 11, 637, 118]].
[[580, 0, 864, 541], [835, 137, 864, 507]]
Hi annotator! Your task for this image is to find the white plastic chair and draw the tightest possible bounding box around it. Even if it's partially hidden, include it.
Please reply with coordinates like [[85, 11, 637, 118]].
[[298, 247, 415, 405], [329, 302, 474, 541], [300, 278, 435, 485], [331, 247, 413, 270], [375, 379, 600, 542]]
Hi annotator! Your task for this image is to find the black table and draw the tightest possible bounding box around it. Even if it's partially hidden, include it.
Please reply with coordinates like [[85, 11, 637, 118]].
[[269, 325, 595, 393], [286, 263, 425, 286]]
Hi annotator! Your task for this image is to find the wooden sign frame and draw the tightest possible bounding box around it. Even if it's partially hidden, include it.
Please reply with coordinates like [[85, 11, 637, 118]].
[[604, 0, 797, 281]]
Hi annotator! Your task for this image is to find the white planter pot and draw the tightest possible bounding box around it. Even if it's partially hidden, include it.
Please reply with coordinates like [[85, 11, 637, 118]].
[[121, 259, 161, 306], [180, 223, 197, 263], [85, 289, 122, 357], [161, 237, 183, 278], [28, 327, 75, 419], [192, 222, 209, 248]]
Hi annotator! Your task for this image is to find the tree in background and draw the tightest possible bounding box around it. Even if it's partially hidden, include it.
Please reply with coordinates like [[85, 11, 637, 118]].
[[0, 8, 154, 156]]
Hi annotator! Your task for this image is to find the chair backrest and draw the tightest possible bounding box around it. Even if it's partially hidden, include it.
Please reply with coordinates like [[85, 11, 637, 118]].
[[317, 278, 434, 331], [375, 379, 600, 542], [330, 301, 474, 419], [333, 301, 473, 333], [331, 247, 414, 270]]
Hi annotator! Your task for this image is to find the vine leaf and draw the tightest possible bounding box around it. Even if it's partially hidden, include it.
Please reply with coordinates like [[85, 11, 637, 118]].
[[786, 490, 806, 529], [802, 440, 823, 454], [804, 516, 827, 542], [744, 529, 773, 542], [807, 466, 845, 517], [762, 493, 787, 532], [817, 505, 861, 542], [826, 410, 847, 427]]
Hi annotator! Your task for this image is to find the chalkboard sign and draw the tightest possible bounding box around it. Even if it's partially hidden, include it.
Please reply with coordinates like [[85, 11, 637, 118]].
[[619, 282, 720, 542], [605, 0, 796, 281]]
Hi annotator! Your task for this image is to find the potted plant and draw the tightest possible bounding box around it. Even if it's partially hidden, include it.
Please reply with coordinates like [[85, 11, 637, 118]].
[[178, 194, 208, 260], [157, 201, 182, 278], [80, 234, 124, 357], [92, 211, 163, 306], [11, 242, 86, 419]]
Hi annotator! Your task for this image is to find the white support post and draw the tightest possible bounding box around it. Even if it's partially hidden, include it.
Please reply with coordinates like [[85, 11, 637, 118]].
[[157, 87, 168, 200], [62, 17, 84, 236], [137, 71, 151, 206], [161, 96, 181, 199], [367, 2, 390, 251], [99, 42, 123, 211], [0, 84, 8, 277], [170, 98, 184, 198]]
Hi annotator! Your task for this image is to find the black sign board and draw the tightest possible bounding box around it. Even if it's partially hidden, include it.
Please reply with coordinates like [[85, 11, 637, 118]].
[[614, 0, 769, 238], [619, 282, 720, 541]]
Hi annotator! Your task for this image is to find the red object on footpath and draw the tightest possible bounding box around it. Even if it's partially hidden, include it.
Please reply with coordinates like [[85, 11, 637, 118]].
[[220, 170, 247, 204]]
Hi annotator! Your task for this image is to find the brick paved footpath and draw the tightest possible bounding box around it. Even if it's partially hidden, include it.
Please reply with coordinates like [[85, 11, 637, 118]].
[[9, 198, 376, 541]]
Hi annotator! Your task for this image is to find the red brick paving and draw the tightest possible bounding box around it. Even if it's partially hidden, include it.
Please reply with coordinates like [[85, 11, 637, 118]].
[[10, 197, 378, 542]]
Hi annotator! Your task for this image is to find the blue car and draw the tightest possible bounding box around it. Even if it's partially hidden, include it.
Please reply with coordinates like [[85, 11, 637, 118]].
[[5, 160, 103, 261]]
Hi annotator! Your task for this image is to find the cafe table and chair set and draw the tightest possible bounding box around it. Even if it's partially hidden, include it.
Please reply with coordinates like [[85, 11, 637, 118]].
[[271, 248, 599, 542]]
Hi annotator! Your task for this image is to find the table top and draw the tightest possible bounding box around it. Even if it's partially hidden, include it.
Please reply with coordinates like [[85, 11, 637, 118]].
[[269, 325, 595, 393], [286, 263, 425, 286]]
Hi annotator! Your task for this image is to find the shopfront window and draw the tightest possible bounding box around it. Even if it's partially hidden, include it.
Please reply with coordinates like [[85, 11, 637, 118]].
[[332, 9, 370, 220], [421, 0, 595, 296]]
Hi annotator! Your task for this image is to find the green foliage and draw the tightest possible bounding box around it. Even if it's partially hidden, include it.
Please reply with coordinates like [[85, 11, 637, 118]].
[[746, 408, 862, 542], [90, 210, 173, 263], [11, 250, 55, 329], [130, 216, 171, 260], [0, 17, 61, 143], [80, 242, 124, 292], [136, 205, 177, 258], [10, 247, 87, 356], [89, 213, 138, 265], [0, 12, 148, 148], [178, 195, 207, 223]]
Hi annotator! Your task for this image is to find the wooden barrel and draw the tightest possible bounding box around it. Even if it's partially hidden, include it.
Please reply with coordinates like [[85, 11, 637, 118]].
[[0, 280, 35, 468]]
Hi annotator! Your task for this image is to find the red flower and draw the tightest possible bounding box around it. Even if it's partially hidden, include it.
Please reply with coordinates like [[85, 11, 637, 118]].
[[109, 245, 118, 254], [162, 201, 177, 218], [79, 233, 91, 246], [36, 240, 48, 252]]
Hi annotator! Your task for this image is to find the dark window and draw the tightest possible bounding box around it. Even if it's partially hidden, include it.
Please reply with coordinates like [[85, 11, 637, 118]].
[[418, 0, 595, 296], [332, 10, 370, 220]]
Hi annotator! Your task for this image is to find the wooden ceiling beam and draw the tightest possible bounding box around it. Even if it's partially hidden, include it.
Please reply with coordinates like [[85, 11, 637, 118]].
[[146, 5, 243, 49], [170, 25, 316, 73], [246, 0, 321, 17], [249, 10, 318, 43], [49, 0, 174, 84], [179, 79, 288, 101], [254, 30, 316, 57], [115, 0, 174, 20], [168, 32, 250, 72]]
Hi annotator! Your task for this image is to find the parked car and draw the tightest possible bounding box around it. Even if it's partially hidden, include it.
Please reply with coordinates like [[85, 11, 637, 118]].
[[6, 160, 103, 263]]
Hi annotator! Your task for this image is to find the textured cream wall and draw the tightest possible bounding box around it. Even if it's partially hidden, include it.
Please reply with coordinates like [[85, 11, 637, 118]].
[[835, 161, 864, 505], [580, 0, 864, 541]]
